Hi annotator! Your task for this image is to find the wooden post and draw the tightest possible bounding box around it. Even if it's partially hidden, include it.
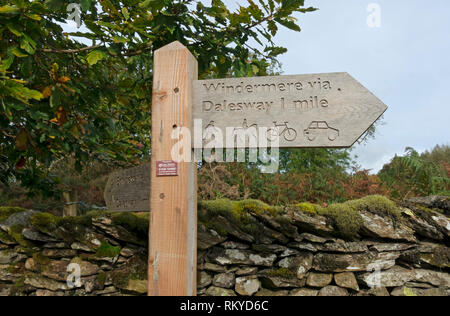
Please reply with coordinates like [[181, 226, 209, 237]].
[[148, 41, 198, 296], [63, 191, 78, 217]]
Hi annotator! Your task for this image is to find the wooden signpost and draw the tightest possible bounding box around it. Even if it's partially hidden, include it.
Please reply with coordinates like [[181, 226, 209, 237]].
[[149, 42, 198, 297], [147, 41, 387, 296]]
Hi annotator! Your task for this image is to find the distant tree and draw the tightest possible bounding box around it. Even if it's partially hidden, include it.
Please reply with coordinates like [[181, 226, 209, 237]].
[[378, 146, 450, 199], [279, 148, 354, 174]]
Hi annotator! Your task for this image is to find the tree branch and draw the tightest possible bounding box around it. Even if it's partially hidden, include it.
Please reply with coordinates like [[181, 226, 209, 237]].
[[39, 44, 103, 54]]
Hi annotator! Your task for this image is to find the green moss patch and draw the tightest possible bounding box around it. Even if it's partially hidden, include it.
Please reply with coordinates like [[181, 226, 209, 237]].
[[30, 213, 61, 235], [96, 241, 121, 258], [0, 229, 16, 244], [319, 203, 363, 240], [97, 272, 107, 288], [293, 202, 322, 216], [0, 207, 28, 222], [235, 199, 283, 218], [199, 198, 283, 223], [108, 256, 147, 290], [32, 252, 51, 267], [316, 196, 402, 240], [112, 213, 148, 239], [9, 225, 35, 248], [263, 268, 296, 278], [9, 276, 26, 296], [348, 195, 401, 220], [198, 199, 283, 241]]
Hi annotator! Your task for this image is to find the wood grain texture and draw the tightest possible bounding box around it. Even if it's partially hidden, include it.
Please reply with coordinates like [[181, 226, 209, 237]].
[[148, 41, 198, 296], [193, 73, 387, 148]]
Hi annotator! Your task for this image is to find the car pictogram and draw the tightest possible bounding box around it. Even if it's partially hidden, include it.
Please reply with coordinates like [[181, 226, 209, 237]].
[[304, 121, 339, 141]]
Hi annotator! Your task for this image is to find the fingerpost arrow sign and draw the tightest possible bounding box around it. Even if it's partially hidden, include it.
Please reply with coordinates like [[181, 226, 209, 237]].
[[144, 41, 387, 297], [193, 72, 387, 148]]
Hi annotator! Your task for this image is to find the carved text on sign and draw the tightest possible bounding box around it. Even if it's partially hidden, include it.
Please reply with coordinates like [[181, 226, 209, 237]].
[[193, 73, 387, 148], [104, 164, 150, 212]]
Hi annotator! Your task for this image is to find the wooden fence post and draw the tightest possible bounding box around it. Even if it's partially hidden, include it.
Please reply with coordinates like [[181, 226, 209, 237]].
[[148, 41, 198, 296]]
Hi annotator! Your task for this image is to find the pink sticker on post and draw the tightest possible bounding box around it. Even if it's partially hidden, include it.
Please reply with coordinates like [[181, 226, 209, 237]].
[[156, 160, 179, 177]]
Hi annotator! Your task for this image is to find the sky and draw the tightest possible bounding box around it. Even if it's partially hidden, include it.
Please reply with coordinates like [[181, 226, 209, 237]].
[[65, 0, 450, 173], [220, 0, 450, 172]]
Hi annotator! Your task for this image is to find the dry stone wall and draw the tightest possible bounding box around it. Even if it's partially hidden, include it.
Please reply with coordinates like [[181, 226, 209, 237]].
[[0, 195, 449, 296]]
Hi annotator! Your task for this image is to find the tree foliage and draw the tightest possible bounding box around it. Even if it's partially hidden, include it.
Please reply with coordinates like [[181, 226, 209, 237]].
[[378, 145, 450, 199], [0, 0, 316, 193]]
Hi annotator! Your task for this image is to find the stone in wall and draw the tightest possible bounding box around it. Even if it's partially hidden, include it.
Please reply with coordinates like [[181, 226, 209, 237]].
[[0, 195, 449, 296]]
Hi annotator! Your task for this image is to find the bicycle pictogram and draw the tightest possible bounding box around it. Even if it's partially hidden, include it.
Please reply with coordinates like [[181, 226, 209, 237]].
[[267, 121, 297, 142]]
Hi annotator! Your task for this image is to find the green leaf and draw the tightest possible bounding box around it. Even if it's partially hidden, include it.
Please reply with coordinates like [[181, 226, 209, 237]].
[[0, 56, 14, 71], [112, 36, 129, 43], [7, 24, 22, 36], [252, 64, 259, 75], [275, 18, 301, 32], [0, 5, 20, 14], [11, 47, 28, 58], [122, 7, 129, 20], [86, 50, 107, 66], [80, 0, 92, 12], [20, 37, 36, 55], [24, 13, 41, 20], [20, 87, 43, 101], [268, 20, 278, 36]]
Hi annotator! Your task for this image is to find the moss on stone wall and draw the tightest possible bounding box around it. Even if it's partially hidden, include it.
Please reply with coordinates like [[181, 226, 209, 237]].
[[315, 195, 403, 240], [319, 203, 363, 240], [112, 213, 148, 239], [347, 195, 401, 220], [293, 202, 322, 216], [30, 213, 60, 235], [0, 194, 449, 297], [0, 207, 28, 222], [198, 199, 285, 242], [96, 241, 121, 258]]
